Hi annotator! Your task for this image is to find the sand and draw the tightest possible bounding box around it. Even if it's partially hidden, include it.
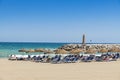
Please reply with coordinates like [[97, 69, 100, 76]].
[[0, 59, 120, 80]]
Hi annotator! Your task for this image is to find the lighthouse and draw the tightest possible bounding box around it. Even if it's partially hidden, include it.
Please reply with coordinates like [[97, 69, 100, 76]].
[[82, 34, 86, 46]]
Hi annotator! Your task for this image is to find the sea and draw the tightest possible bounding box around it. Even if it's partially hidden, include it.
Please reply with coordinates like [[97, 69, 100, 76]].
[[0, 42, 118, 58], [0, 42, 68, 58]]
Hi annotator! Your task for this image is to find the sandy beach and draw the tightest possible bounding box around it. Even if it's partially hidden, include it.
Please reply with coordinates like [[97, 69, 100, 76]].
[[0, 59, 120, 80]]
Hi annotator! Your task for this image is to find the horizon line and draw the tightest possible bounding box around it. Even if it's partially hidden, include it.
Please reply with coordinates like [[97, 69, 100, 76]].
[[0, 41, 120, 44]]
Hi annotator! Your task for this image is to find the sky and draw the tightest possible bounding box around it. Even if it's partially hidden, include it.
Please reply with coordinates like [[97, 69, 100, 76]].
[[0, 0, 120, 43]]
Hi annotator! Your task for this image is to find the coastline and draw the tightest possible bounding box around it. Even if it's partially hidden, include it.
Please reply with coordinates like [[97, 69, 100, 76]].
[[1, 42, 120, 58], [0, 58, 120, 80]]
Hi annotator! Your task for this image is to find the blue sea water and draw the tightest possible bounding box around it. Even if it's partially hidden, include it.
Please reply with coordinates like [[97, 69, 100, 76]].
[[0, 42, 67, 58]]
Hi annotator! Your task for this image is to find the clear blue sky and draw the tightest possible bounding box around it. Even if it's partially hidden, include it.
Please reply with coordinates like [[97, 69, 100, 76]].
[[0, 0, 120, 43]]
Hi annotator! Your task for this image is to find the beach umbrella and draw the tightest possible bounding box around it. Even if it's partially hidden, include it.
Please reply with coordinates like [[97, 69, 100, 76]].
[[70, 49, 83, 54], [116, 48, 120, 52], [34, 48, 45, 52], [85, 48, 97, 54], [54, 49, 68, 54], [25, 49, 35, 53], [43, 49, 53, 54], [64, 47, 72, 51], [98, 48, 108, 53], [108, 47, 120, 52], [18, 49, 27, 52]]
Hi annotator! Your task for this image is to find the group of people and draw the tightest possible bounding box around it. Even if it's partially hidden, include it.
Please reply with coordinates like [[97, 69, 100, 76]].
[[9, 53, 120, 64]]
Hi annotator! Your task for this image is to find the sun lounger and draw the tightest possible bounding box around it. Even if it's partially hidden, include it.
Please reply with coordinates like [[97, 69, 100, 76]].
[[8, 55, 17, 60]]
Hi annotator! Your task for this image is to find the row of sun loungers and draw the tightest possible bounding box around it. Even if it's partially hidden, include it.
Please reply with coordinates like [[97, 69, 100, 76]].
[[8, 53, 120, 64]]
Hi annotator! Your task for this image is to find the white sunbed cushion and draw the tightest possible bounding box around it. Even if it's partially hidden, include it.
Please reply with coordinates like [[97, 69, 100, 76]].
[[23, 55, 28, 58], [15, 55, 22, 58]]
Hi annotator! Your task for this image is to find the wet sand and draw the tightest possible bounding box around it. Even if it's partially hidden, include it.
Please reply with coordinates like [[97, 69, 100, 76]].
[[0, 59, 120, 80]]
